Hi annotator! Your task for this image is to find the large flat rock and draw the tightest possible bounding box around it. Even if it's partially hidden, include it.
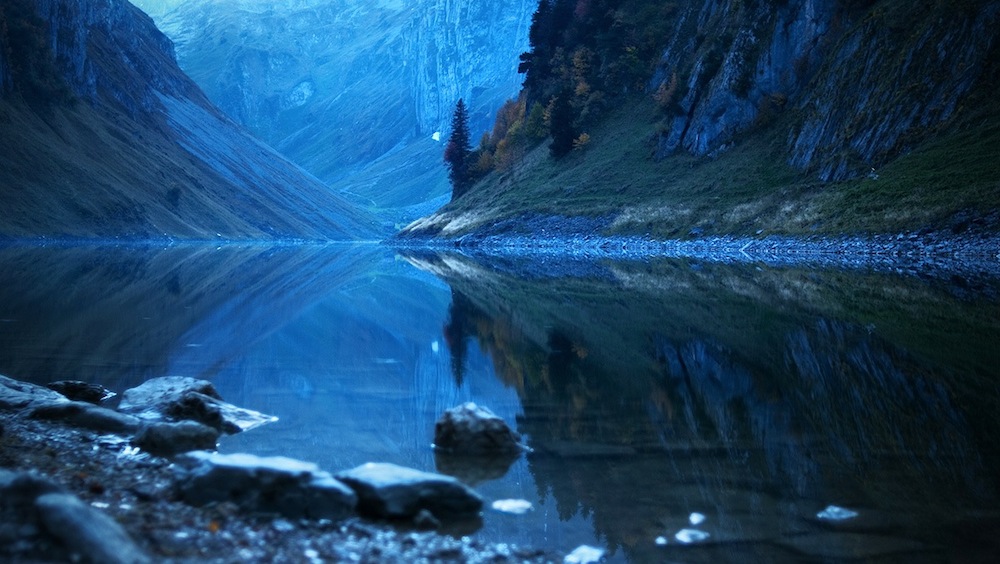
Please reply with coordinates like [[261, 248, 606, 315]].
[[118, 376, 275, 433], [336, 462, 483, 520], [0, 375, 68, 412], [176, 451, 356, 520]]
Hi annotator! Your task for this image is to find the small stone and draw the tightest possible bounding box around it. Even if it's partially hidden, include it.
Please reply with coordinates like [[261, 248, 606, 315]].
[[44, 381, 116, 404], [675, 529, 710, 544], [434, 403, 527, 455], [29, 401, 141, 434], [133, 420, 220, 456], [491, 499, 533, 515], [564, 545, 605, 563], [413, 509, 441, 530], [817, 505, 859, 521], [35, 493, 150, 564], [336, 462, 483, 520]]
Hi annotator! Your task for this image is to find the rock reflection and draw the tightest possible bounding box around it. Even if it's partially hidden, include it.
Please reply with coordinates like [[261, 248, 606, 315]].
[[406, 250, 1000, 561]]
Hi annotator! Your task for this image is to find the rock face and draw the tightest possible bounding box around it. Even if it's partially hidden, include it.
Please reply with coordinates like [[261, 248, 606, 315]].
[[134, 0, 534, 210], [434, 402, 526, 455], [118, 376, 275, 433], [651, 0, 1000, 180], [336, 462, 483, 520], [175, 451, 357, 520], [0, 0, 375, 240]]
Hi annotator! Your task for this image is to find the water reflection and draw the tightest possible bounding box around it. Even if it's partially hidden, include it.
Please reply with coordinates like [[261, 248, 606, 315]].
[[1, 243, 999, 561], [409, 250, 1000, 561]]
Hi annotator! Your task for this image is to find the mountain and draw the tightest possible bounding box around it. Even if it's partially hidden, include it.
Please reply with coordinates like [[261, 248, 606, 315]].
[[0, 0, 376, 240], [132, 0, 536, 217], [403, 0, 1000, 239]]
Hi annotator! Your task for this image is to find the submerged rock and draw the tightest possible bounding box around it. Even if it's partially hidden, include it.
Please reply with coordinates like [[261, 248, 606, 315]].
[[0, 375, 68, 411], [176, 451, 357, 520], [336, 462, 483, 520], [118, 376, 275, 433], [44, 381, 116, 404], [29, 401, 141, 434], [35, 493, 150, 564], [133, 421, 220, 457], [434, 403, 527, 455]]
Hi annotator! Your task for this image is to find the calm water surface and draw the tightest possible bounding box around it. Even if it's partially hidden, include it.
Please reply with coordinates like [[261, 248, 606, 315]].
[[1, 243, 999, 562]]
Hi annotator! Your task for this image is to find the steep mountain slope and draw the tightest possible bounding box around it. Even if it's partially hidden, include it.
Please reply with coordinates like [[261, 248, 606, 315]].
[[133, 0, 535, 213], [0, 0, 376, 240], [404, 0, 1000, 239]]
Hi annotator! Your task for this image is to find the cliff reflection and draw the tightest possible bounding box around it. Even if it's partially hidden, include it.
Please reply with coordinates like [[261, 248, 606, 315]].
[[410, 251, 1000, 561], [0, 243, 378, 390]]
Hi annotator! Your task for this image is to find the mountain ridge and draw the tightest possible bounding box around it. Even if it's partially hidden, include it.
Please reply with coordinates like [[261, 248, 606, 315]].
[[0, 0, 376, 240]]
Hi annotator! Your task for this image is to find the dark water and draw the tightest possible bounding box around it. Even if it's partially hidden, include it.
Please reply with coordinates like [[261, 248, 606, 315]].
[[2, 243, 999, 562]]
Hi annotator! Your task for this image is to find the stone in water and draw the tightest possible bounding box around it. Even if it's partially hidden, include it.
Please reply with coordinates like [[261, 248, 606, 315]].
[[675, 529, 710, 544], [817, 505, 859, 521], [564, 545, 605, 563], [491, 499, 533, 514]]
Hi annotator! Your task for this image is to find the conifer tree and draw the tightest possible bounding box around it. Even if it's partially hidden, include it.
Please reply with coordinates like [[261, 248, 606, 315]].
[[444, 98, 472, 200], [548, 90, 576, 158]]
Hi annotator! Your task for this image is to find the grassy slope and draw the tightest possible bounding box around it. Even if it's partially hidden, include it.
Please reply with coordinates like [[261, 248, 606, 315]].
[[424, 93, 1000, 238]]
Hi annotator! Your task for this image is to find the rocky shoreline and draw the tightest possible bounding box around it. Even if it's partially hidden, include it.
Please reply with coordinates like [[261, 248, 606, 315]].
[[0, 375, 559, 563], [395, 212, 1000, 280]]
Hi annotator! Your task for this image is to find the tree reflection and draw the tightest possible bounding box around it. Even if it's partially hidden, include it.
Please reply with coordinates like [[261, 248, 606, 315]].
[[418, 251, 1000, 561]]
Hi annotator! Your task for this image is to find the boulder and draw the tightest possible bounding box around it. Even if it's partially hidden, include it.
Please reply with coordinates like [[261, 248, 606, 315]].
[[163, 391, 241, 434], [0, 470, 67, 510], [29, 401, 141, 434], [0, 374, 68, 411], [118, 376, 275, 433], [132, 421, 220, 457], [175, 451, 356, 520], [35, 493, 150, 564], [433, 402, 527, 455], [335, 462, 483, 520], [44, 381, 116, 404]]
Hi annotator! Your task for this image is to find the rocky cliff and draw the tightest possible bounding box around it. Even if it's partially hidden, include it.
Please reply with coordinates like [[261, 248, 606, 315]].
[[0, 0, 375, 240], [653, 0, 1000, 180], [135, 0, 534, 208]]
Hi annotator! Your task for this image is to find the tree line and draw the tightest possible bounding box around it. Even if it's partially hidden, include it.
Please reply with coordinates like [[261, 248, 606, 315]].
[[445, 0, 680, 200]]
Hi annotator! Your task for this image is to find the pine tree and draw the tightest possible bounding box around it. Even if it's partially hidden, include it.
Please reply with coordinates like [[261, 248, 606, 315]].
[[548, 90, 576, 158], [444, 98, 472, 200]]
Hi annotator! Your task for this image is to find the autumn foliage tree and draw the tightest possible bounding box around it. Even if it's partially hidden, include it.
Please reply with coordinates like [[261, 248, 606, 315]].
[[464, 1, 680, 177], [444, 98, 472, 200]]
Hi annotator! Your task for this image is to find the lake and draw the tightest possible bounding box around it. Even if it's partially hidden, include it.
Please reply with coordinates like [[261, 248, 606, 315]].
[[1, 242, 999, 561]]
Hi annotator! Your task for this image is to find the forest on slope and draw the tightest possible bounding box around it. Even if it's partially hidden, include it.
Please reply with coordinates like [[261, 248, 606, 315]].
[[408, 0, 1000, 239]]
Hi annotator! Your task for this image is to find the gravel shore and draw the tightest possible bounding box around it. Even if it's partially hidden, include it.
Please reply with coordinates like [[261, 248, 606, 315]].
[[1, 396, 555, 563]]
